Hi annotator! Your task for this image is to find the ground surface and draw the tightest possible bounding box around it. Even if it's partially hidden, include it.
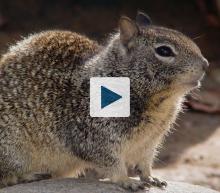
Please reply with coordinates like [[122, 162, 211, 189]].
[[0, 179, 219, 193]]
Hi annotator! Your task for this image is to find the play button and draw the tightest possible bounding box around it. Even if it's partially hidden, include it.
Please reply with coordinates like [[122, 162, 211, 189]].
[[90, 77, 130, 117], [101, 86, 122, 109]]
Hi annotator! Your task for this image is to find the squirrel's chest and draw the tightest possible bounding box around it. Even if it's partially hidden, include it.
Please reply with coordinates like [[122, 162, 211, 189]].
[[121, 94, 183, 164]]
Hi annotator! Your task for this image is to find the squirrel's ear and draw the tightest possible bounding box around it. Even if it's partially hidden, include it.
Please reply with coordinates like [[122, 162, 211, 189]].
[[136, 11, 152, 27], [119, 16, 139, 46]]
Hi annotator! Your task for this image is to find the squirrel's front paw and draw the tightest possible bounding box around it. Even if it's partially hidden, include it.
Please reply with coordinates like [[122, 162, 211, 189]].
[[141, 176, 167, 188], [117, 178, 146, 191]]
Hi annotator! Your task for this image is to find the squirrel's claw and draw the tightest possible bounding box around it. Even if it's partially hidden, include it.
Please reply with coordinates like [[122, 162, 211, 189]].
[[141, 176, 167, 188], [117, 178, 147, 191]]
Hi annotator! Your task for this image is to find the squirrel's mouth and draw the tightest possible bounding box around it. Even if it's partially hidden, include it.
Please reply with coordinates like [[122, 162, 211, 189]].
[[174, 72, 205, 89], [184, 80, 201, 88], [183, 72, 205, 88]]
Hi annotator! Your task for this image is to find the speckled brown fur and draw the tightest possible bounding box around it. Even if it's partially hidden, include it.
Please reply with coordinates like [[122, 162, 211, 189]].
[[0, 30, 99, 187]]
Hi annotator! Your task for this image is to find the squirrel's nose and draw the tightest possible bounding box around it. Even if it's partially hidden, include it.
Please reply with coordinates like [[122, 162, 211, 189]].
[[201, 57, 209, 71]]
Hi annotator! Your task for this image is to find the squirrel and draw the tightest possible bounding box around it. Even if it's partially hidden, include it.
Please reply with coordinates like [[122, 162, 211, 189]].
[[0, 12, 208, 191]]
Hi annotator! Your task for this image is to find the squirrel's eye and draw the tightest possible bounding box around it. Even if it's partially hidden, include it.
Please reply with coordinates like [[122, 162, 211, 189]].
[[155, 46, 175, 57]]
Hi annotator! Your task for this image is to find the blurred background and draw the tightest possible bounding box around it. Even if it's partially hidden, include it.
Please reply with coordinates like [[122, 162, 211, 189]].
[[0, 0, 220, 191]]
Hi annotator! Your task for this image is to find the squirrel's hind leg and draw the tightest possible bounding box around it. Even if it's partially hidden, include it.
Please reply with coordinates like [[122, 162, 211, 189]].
[[17, 173, 52, 184], [0, 174, 18, 188], [0, 173, 52, 188]]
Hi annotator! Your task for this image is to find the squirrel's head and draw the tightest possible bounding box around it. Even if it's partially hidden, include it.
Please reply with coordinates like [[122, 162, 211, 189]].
[[117, 12, 208, 96]]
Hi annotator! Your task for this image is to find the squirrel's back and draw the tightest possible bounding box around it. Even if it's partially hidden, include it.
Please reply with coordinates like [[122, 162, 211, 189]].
[[0, 30, 99, 68]]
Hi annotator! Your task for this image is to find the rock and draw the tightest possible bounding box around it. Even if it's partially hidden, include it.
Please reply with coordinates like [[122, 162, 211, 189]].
[[0, 179, 219, 193]]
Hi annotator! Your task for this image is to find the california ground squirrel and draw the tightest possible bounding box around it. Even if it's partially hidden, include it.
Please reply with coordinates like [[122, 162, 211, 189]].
[[0, 12, 208, 190]]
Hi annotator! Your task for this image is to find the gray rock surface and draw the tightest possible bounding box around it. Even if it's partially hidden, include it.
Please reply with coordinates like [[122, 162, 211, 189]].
[[0, 179, 219, 193]]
